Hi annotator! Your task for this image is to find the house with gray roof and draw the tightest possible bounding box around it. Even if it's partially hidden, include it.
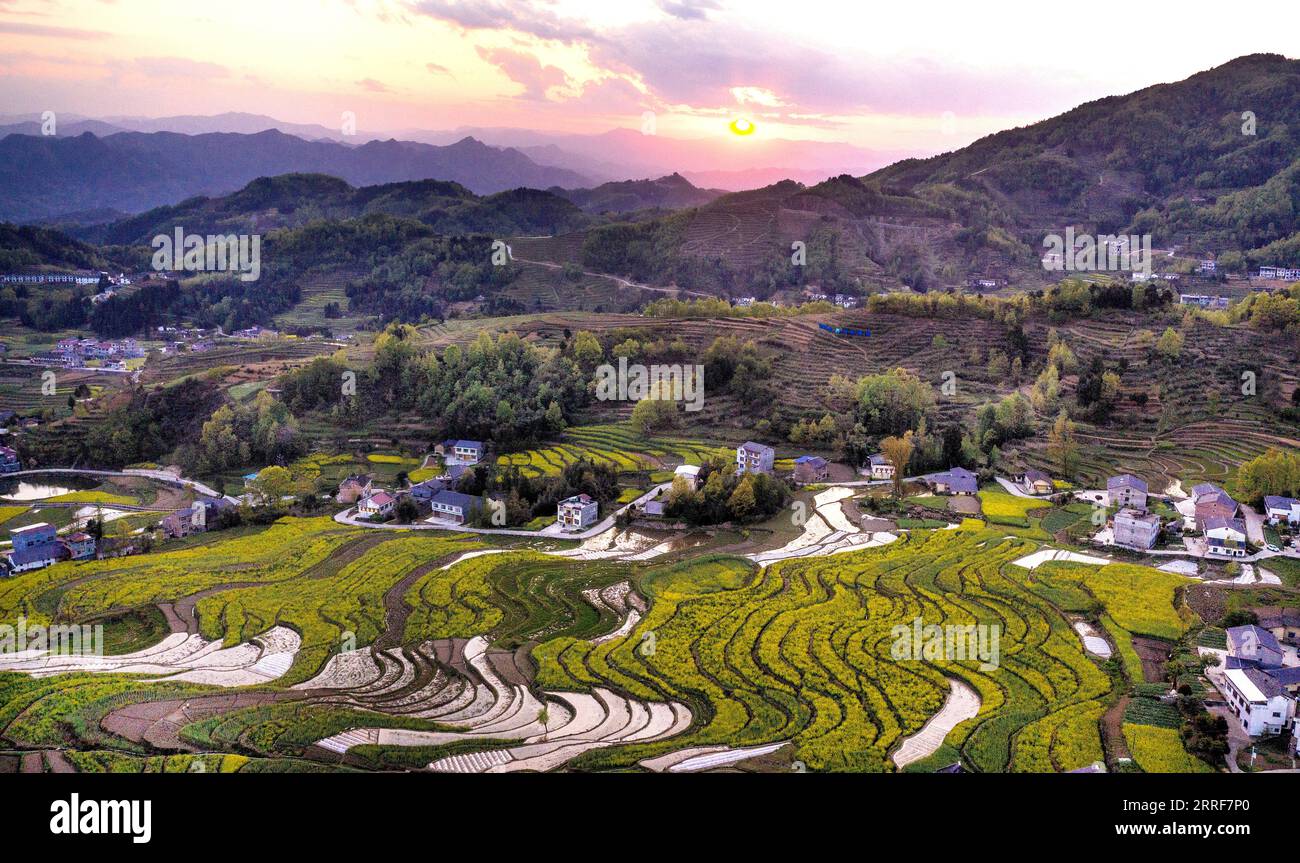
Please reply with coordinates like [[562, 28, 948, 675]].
[[1203, 515, 1248, 557], [1193, 483, 1239, 530], [428, 490, 481, 524], [1222, 665, 1295, 737], [736, 441, 774, 476], [1264, 496, 1300, 526], [867, 453, 895, 481], [1227, 624, 1284, 668], [923, 467, 977, 496], [792, 455, 829, 485], [1106, 474, 1148, 510]]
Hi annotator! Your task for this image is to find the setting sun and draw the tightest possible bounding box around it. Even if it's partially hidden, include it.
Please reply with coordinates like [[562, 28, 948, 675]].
[[729, 117, 756, 136]]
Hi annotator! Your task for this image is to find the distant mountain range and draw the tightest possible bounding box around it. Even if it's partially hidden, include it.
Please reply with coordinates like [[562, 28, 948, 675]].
[[0, 111, 910, 193], [0, 129, 591, 223]]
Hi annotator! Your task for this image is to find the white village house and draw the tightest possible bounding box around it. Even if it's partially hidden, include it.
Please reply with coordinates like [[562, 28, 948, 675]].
[[356, 491, 396, 519], [557, 494, 599, 532], [1203, 516, 1248, 558], [1113, 508, 1161, 551], [428, 490, 480, 524], [1264, 496, 1300, 527], [673, 464, 701, 489], [867, 453, 895, 481], [736, 441, 774, 476], [1222, 667, 1296, 737], [439, 439, 484, 466]]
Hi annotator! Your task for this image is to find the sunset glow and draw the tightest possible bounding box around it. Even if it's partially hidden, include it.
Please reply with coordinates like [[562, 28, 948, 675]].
[[1, 0, 1296, 153]]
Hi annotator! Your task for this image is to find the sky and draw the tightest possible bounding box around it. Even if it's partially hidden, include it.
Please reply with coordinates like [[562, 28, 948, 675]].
[[1, 0, 1297, 154]]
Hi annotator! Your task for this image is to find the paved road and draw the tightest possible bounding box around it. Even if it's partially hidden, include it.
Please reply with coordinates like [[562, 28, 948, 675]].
[[993, 475, 1054, 500], [334, 483, 671, 539], [511, 256, 714, 299], [1240, 504, 1267, 545]]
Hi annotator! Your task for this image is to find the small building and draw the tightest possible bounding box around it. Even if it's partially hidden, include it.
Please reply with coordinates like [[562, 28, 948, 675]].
[[160, 499, 231, 538], [409, 479, 445, 505], [357, 491, 396, 519], [337, 474, 373, 504], [1222, 666, 1295, 737], [736, 441, 774, 476], [792, 456, 830, 485], [923, 467, 977, 496], [6, 523, 66, 573], [641, 500, 666, 519], [6, 542, 68, 574], [1227, 625, 1284, 669], [0, 444, 19, 473], [1020, 469, 1053, 495], [1113, 508, 1160, 550], [673, 464, 701, 489], [1198, 259, 1217, 274], [160, 508, 196, 539], [1254, 607, 1300, 646], [1178, 293, 1229, 309], [441, 440, 484, 466], [1106, 474, 1148, 510], [557, 494, 599, 532], [1204, 516, 1248, 558], [1258, 266, 1300, 281], [1263, 496, 1300, 527], [439, 463, 469, 486], [867, 453, 895, 481], [428, 490, 480, 524], [61, 531, 96, 560], [10, 522, 57, 551], [1192, 483, 1239, 530]]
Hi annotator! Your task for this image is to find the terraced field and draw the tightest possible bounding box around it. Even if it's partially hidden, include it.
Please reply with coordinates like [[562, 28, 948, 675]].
[[0, 515, 1205, 773], [532, 529, 1194, 772], [496, 423, 754, 477]]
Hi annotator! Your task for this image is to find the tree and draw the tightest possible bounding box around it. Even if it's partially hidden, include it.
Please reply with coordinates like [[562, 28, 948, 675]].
[[1156, 326, 1184, 359], [249, 465, 295, 506], [629, 381, 681, 433], [880, 432, 914, 498], [854, 368, 936, 436], [727, 476, 757, 521], [394, 497, 420, 523], [1030, 364, 1060, 413], [570, 330, 603, 369], [1046, 410, 1079, 478]]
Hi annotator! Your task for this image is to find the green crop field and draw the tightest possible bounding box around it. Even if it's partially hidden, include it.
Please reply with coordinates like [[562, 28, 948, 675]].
[[497, 422, 746, 478], [0, 515, 1211, 774]]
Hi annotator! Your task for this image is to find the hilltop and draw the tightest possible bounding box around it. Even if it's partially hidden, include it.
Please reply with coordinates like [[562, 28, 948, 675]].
[[0, 130, 592, 223]]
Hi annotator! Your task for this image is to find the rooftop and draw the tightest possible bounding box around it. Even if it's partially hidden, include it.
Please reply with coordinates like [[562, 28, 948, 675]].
[[1226, 624, 1282, 658], [1107, 474, 1147, 492], [9, 522, 53, 535], [430, 490, 479, 510]]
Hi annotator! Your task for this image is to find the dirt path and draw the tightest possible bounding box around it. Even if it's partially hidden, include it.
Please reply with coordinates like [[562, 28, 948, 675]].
[[1101, 694, 1132, 764], [375, 547, 476, 650]]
